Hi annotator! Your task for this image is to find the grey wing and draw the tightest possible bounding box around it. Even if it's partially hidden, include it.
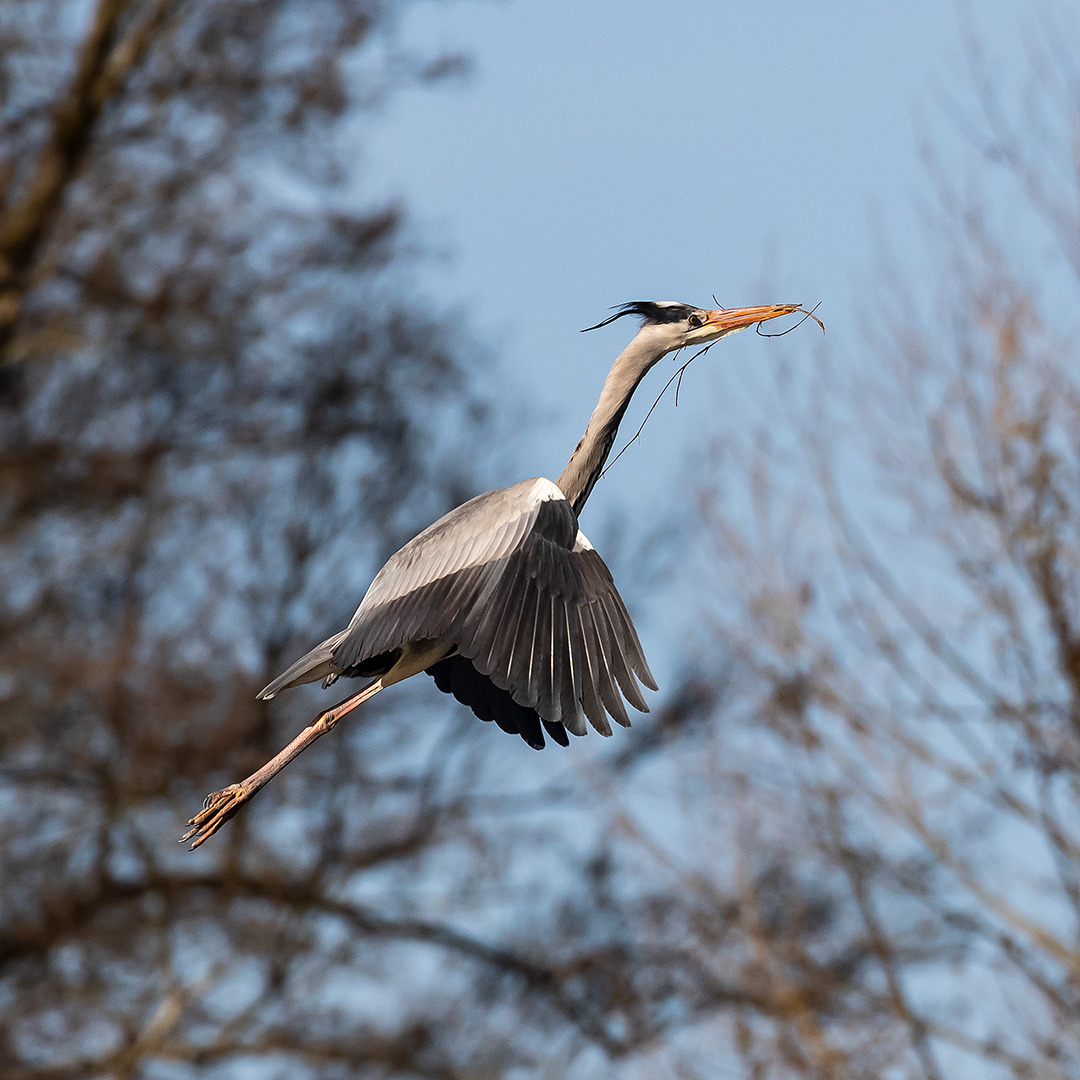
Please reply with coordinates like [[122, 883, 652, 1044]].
[[257, 478, 559, 700], [257, 476, 657, 740], [443, 516, 658, 738]]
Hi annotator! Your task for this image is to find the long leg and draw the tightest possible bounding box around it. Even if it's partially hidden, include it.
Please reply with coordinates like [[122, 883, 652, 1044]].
[[182, 677, 385, 849]]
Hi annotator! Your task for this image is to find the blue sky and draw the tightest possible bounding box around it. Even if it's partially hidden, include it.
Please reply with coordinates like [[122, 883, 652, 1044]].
[[354, 0, 1030, 686], [362, 1, 1024, 505]]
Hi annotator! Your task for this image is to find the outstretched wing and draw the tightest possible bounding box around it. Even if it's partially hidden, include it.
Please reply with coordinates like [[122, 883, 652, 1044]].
[[258, 476, 657, 742]]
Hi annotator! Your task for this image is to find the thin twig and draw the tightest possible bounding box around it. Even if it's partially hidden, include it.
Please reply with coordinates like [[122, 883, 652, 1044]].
[[756, 302, 826, 338], [599, 344, 713, 480]]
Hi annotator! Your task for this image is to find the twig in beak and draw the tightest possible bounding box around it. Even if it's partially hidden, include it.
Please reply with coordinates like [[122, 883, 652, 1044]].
[[755, 301, 825, 338]]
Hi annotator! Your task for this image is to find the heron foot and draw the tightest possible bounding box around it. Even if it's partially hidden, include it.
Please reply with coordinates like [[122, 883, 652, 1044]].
[[181, 783, 251, 849], [180, 681, 385, 851]]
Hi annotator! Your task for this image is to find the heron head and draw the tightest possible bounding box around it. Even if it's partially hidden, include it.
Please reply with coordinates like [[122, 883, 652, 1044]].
[[583, 300, 803, 354]]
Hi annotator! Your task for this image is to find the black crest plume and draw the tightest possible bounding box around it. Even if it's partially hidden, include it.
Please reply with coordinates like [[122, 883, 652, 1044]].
[[581, 301, 695, 332]]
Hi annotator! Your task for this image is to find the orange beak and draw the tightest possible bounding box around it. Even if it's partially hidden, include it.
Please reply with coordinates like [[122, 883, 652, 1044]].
[[701, 304, 802, 335]]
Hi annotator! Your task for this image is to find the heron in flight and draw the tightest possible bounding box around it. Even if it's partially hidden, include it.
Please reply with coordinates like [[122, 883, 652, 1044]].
[[184, 300, 811, 847]]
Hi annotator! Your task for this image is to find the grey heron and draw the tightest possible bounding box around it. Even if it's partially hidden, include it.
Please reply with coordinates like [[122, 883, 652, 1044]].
[[184, 300, 810, 847]]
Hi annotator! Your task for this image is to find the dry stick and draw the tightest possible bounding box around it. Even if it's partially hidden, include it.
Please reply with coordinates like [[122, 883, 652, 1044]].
[[182, 678, 384, 849], [755, 301, 826, 338]]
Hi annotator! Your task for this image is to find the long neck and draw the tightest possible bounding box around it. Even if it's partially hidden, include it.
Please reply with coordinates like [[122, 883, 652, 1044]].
[[557, 333, 667, 515]]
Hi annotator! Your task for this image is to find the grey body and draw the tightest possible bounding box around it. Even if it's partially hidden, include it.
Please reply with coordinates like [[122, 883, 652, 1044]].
[[257, 300, 799, 749]]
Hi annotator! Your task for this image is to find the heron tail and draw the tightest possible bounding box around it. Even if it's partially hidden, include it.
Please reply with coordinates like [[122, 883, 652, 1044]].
[[256, 628, 350, 700]]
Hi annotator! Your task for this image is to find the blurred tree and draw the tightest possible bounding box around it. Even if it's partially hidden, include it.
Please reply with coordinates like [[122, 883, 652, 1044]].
[[0, 0, 541, 1075]]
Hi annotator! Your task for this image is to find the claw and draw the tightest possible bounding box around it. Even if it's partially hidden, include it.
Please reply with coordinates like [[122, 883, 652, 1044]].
[[181, 783, 250, 849]]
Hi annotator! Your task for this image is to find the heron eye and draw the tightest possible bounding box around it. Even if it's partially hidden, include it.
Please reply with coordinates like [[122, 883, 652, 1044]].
[[688, 314, 703, 328]]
